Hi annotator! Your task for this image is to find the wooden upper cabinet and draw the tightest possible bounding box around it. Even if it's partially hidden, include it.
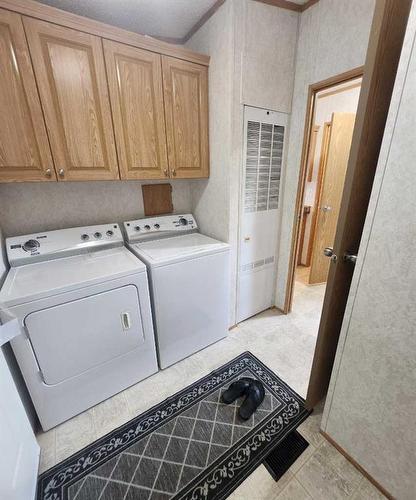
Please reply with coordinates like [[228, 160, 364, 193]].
[[23, 17, 119, 181], [0, 9, 54, 182], [103, 40, 168, 179], [162, 56, 209, 178]]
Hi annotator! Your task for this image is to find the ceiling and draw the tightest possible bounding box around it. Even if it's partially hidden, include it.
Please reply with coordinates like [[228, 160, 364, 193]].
[[36, 0, 313, 41], [36, 0, 219, 40]]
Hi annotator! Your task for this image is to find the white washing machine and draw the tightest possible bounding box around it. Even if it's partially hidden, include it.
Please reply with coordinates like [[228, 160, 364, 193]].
[[124, 214, 230, 369], [0, 224, 158, 430]]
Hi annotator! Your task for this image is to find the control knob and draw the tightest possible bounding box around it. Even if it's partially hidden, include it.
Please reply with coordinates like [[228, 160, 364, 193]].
[[144, 225, 151, 230], [81, 234, 89, 241], [23, 239, 40, 252], [178, 217, 188, 226], [134, 226, 141, 232], [154, 224, 160, 229], [94, 232, 102, 239], [106, 230, 114, 237]]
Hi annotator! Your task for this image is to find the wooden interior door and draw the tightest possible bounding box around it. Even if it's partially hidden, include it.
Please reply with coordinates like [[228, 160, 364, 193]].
[[162, 56, 209, 179], [306, 121, 331, 266], [103, 40, 168, 180], [23, 18, 119, 181], [309, 113, 356, 284], [0, 9, 54, 182]]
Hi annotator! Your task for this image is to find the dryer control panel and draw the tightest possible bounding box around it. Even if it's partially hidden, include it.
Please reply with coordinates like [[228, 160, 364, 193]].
[[6, 223, 124, 267], [124, 214, 197, 243]]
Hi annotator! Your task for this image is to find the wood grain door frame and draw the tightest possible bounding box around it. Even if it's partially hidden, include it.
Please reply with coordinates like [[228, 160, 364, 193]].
[[286, 66, 364, 311]]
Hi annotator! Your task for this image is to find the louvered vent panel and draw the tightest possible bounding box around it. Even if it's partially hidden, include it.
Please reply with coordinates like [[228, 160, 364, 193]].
[[244, 121, 284, 212], [240, 255, 275, 273]]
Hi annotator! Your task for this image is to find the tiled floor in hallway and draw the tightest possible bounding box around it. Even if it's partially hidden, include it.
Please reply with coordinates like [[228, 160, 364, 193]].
[[36, 280, 386, 499]]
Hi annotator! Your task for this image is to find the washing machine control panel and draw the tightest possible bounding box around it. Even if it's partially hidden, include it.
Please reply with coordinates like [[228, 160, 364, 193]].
[[6, 223, 124, 267], [124, 214, 197, 242]]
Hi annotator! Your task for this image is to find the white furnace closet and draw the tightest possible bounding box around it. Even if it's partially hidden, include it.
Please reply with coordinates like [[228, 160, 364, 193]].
[[237, 106, 288, 322]]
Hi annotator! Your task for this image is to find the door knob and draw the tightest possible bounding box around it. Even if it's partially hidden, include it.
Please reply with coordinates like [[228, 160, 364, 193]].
[[58, 168, 65, 178], [163, 169, 168, 177], [244, 236, 250, 242], [323, 247, 334, 257], [322, 205, 332, 212], [323, 247, 337, 262], [344, 252, 357, 264], [172, 169, 177, 177], [45, 168, 52, 178]]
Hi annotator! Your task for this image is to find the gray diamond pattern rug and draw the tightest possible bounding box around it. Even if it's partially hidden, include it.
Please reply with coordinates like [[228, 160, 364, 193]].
[[37, 352, 309, 500]]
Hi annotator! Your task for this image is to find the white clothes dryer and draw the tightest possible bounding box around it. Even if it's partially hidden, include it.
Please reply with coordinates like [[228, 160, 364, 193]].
[[0, 224, 158, 430], [124, 214, 230, 369]]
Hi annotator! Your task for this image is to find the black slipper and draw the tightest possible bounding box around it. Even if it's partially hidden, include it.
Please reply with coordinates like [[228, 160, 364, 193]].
[[221, 377, 253, 404], [239, 380, 265, 420]]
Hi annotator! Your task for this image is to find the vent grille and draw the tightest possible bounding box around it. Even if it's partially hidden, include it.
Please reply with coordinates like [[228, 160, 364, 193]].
[[244, 121, 284, 213], [240, 255, 274, 272]]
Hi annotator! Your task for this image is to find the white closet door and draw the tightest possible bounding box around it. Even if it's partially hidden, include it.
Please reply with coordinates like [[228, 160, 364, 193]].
[[237, 106, 288, 322], [0, 348, 39, 500]]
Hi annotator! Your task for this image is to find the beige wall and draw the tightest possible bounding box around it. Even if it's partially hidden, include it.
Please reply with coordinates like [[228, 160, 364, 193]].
[[0, 180, 192, 237], [185, 0, 234, 245], [276, 0, 375, 308], [322, 4, 416, 498], [241, 0, 299, 113], [187, 0, 299, 324]]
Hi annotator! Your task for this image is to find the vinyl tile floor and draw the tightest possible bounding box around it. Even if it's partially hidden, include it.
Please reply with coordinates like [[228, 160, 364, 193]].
[[36, 281, 387, 499]]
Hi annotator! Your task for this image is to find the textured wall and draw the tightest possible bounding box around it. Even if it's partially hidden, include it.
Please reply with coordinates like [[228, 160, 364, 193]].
[[322, 5, 416, 498], [275, 0, 375, 308], [186, 0, 299, 324], [0, 180, 192, 237], [241, 0, 299, 113], [185, 0, 233, 245]]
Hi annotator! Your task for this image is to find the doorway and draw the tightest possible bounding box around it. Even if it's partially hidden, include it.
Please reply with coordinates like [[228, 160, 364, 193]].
[[294, 77, 362, 315]]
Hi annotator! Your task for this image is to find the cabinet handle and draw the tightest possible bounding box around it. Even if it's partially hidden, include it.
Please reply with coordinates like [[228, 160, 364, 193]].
[[163, 169, 169, 177], [172, 169, 177, 177], [58, 168, 65, 178], [45, 168, 52, 178]]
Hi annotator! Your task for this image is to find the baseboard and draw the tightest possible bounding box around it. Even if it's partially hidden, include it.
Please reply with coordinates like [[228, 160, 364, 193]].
[[320, 431, 393, 500]]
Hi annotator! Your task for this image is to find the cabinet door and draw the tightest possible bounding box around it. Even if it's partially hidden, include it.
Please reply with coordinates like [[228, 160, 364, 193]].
[[103, 40, 168, 179], [162, 56, 209, 178], [0, 9, 54, 182], [23, 18, 119, 181]]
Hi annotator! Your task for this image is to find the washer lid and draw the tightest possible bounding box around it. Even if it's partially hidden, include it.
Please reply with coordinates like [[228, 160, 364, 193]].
[[0, 247, 146, 307], [130, 233, 229, 266]]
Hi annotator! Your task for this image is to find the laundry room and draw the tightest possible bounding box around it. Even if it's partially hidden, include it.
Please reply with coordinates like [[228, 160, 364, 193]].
[[1, 1, 416, 500]]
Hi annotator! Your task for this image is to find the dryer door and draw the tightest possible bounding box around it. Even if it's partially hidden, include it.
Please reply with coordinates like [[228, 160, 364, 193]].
[[24, 285, 144, 385]]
